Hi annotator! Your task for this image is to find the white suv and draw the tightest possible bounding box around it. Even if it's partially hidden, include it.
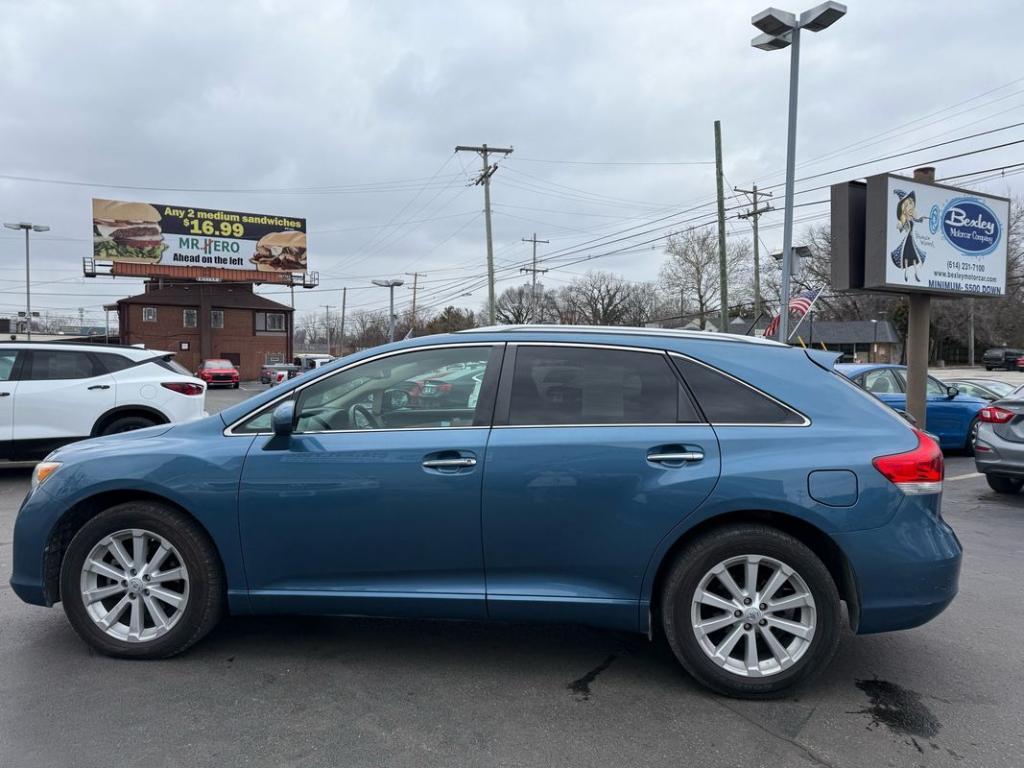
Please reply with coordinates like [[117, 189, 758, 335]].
[[0, 342, 207, 461]]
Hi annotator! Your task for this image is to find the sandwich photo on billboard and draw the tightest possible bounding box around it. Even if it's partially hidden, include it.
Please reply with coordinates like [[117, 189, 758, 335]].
[[92, 199, 167, 264], [251, 230, 307, 272]]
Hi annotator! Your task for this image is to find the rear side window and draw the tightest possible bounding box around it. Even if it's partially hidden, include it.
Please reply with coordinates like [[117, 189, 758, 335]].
[[95, 353, 136, 373], [507, 346, 698, 425], [25, 350, 100, 381], [0, 350, 18, 381], [155, 356, 193, 376], [672, 356, 805, 425]]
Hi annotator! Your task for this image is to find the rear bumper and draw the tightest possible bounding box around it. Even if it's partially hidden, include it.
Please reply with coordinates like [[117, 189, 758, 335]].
[[834, 495, 962, 634], [975, 428, 1024, 478]]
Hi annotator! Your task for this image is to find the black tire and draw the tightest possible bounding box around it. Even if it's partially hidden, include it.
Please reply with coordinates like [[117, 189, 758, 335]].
[[232, 382, 240, 389], [985, 366, 992, 371], [59, 501, 224, 658], [99, 415, 158, 436], [660, 524, 841, 699], [965, 417, 980, 456], [986, 474, 1024, 495]]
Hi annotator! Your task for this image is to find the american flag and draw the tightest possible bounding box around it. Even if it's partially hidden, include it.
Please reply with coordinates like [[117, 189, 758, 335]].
[[764, 288, 822, 339]]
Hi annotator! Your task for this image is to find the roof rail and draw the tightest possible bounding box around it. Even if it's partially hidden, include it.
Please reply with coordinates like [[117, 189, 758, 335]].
[[456, 324, 784, 346]]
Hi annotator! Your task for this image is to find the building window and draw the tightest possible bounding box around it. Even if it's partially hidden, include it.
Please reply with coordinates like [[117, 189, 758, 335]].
[[266, 313, 285, 331], [143, 307, 157, 323], [183, 309, 197, 328], [211, 310, 224, 329]]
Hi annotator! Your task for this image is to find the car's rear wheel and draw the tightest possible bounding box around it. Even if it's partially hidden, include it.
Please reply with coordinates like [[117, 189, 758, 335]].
[[100, 415, 158, 435], [965, 417, 980, 456], [660, 524, 841, 698], [60, 501, 224, 658], [986, 475, 1024, 495]]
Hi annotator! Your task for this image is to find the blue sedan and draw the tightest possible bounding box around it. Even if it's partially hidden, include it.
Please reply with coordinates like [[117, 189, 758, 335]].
[[11, 327, 961, 698], [836, 363, 987, 452]]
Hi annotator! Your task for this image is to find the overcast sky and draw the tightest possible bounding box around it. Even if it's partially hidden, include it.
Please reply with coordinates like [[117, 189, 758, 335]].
[[1, 0, 1022, 324]]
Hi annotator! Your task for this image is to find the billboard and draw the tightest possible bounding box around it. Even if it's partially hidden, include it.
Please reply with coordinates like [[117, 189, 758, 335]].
[[862, 175, 1009, 297], [92, 198, 307, 274]]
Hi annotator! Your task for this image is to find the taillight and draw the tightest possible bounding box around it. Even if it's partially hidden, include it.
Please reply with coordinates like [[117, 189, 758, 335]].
[[162, 382, 205, 396], [872, 429, 943, 495], [979, 406, 1015, 424]]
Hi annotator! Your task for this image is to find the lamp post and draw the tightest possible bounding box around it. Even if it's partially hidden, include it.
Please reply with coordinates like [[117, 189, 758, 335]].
[[751, 2, 846, 342], [870, 318, 879, 362], [4, 222, 49, 340], [372, 279, 405, 342]]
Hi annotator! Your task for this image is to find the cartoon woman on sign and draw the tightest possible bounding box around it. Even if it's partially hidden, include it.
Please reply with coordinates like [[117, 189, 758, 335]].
[[890, 189, 926, 282]]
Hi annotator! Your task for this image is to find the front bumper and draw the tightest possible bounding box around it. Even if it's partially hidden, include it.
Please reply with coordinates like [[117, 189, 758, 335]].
[[833, 494, 962, 634]]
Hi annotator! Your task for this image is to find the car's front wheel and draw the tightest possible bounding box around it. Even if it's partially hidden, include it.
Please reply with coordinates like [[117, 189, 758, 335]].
[[60, 501, 224, 658], [986, 474, 1023, 495], [660, 524, 841, 698]]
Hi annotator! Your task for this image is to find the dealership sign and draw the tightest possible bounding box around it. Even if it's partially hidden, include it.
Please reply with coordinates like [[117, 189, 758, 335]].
[[832, 174, 1009, 298], [92, 198, 307, 274]]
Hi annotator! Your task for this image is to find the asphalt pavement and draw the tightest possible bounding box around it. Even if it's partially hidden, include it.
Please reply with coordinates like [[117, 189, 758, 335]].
[[1, 384, 1022, 767]]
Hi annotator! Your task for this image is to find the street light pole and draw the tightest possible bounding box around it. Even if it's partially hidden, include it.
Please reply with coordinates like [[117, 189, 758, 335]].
[[4, 221, 50, 340], [751, 2, 846, 342], [372, 279, 405, 343], [871, 318, 878, 363]]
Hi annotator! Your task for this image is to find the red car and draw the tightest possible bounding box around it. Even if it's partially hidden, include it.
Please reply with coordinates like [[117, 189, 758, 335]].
[[196, 359, 240, 388]]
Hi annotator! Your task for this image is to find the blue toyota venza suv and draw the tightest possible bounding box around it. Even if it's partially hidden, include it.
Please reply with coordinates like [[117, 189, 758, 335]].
[[10, 326, 961, 698]]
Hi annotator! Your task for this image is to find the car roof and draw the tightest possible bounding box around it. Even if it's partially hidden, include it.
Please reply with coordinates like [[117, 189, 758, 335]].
[[0, 341, 166, 360], [458, 324, 785, 347], [835, 363, 902, 376]]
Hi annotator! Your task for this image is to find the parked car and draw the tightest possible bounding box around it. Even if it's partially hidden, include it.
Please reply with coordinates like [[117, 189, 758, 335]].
[[294, 353, 334, 372], [837, 363, 987, 452], [259, 363, 300, 385], [10, 327, 961, 698], [973, 395, 1024, 494], [0, 342, 206, 461], [982, 347, 1023, 371], [196, 359, 239, 388], [943, 378, 1015, 402]]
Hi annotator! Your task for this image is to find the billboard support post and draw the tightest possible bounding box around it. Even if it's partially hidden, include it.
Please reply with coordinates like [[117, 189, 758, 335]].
[[904, 166, 935, 429]]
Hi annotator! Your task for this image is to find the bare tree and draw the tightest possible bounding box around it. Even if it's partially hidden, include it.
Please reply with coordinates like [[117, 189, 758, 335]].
[[660, 227, 751, 329], [555, 271, 634, 325], [494, 283, 557, 324]]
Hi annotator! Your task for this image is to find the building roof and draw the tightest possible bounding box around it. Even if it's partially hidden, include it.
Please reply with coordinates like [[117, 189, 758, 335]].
[[792, 319, 900, 345], [117, 284, 292, 312]]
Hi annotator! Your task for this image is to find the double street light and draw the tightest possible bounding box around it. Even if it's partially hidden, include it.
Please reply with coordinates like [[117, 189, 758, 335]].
[[4, 221, 50, 340], [372, 279, 405, 343], [751, 2, 846, 342]]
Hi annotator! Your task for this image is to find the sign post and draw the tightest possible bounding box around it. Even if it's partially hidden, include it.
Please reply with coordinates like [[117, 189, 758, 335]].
[[905, 168, 934, 428]]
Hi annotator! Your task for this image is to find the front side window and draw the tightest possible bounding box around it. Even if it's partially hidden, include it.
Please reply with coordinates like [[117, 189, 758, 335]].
[[142, 307, 157, 322], [672, 355, 805, 425], [235, 345, 494, 434], [25, 350, 98, 381], [183, 309, 197, 328], [893, 370, 947, 397], [507, 346, 694, 426]]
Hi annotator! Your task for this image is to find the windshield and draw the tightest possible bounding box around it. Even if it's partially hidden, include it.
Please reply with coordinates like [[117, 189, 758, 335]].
[[203, 360, 234, 370]]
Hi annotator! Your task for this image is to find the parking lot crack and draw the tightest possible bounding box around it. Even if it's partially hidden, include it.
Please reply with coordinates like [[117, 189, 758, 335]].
[[712, 698, 837, 768]]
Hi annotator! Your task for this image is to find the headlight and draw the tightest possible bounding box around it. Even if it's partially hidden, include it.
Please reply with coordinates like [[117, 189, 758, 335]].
[[31, 461, 62, 492]]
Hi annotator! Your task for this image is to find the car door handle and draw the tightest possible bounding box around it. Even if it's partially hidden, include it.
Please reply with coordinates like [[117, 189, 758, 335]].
[[647, 451, 704, 463], [422, 457, 477, 469], [87, 385, 111, 390], [0, 391, 9, 397]]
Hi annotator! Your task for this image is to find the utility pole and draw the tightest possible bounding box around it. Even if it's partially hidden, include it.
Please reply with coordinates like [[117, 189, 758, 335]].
[[455, 143, 514, 324], [520, 233, 549, 316], [321, 305, 332, 356], [339, 287, 347, 357], [405, 272, 424, 325], [714, 121, 729, 332], [735, 183, 774, 319]]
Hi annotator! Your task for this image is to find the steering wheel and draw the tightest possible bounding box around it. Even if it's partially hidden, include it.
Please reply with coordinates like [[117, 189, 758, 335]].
[[350, 404, 381, 429], [307, 414, 334, 431]]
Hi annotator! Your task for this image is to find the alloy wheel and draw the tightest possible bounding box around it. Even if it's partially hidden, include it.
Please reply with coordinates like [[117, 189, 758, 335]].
[[690, 554, 816, 678], [78, 528, 190, 643]]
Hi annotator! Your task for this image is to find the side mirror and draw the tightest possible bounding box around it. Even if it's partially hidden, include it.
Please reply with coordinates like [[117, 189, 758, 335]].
[[382, 388, 410, 412], [271, 400, 296, 437], [946, 386, 959, 400]]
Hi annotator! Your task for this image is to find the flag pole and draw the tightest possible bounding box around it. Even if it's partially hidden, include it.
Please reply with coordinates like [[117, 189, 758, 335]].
[[786, 287, 825, 343]]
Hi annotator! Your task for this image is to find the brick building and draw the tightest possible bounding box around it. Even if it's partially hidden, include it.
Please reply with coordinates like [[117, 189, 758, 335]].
[[115, 282, 293, 379]]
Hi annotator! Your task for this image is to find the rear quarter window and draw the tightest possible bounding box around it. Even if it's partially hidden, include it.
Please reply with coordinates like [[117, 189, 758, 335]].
[[671, 355, 805, 425]]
